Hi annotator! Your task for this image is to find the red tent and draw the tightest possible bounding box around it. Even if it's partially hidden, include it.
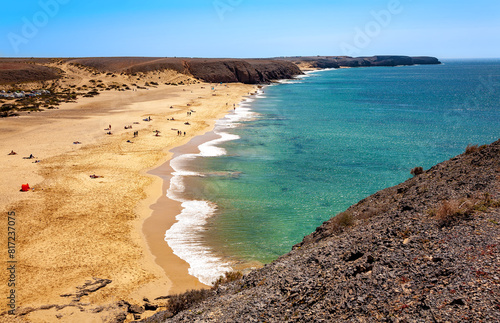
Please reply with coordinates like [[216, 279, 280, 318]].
[[21, 184, 30, 192]]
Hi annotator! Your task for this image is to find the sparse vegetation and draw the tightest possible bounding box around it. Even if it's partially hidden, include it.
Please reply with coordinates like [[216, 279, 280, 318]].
[[410, 166, 424, 176], [213, 271, 243, 289], [465, 144, 487, 155], [83, 90, 100, 97], [432, 194, 500, 227], [433, 200, 469, 227], [330, 211, 355, 233], [166, 289, 213, 315]]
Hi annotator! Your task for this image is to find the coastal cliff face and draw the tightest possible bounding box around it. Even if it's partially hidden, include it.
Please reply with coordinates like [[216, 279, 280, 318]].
[[152, 140, 499, 322], [279, 55, 441, 69], [183, 59, 303, 84]]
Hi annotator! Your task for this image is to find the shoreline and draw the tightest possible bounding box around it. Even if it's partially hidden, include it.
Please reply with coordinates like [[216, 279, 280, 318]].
[[147, 92, 264, 288], [142, 130, 221, 293], [0, 79, 256, 322]]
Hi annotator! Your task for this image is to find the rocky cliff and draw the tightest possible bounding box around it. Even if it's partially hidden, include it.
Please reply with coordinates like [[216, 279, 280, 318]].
[[149, 140, 499, 322], [181, 59, 303, 84], [278, 55, 441, 69]]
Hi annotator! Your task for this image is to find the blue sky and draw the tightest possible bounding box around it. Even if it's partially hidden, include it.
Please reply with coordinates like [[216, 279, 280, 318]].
[[1, 0, 499, 58]]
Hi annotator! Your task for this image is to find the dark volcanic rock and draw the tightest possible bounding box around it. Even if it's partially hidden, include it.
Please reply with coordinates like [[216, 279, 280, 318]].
[[157, 139, 499, 322], [412, 56, 441, 65], [183, 59, 302, 84], [276, 55, 441, 69]]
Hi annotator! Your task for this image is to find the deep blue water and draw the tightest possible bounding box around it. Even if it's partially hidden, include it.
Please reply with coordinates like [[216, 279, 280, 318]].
[[168, 59, 500, 278]]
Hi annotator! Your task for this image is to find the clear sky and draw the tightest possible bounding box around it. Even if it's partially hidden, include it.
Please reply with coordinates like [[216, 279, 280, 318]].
[[1, 0, 499, 58]]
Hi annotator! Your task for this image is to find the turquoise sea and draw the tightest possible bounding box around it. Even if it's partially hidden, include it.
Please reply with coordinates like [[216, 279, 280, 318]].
[[165, 59, 500, 284]]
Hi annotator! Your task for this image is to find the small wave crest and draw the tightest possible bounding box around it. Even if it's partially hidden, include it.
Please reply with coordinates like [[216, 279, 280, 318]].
[[164, 200, 233, 285]]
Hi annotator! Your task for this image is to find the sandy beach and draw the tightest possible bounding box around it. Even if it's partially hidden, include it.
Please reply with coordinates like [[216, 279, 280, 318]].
[[0, 71, 255, 322]]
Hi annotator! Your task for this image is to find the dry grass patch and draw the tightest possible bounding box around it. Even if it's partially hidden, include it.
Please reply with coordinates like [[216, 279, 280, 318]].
[[213, 271, 243, 289], [166, 289, 213, 315], [410, 166, 424, 176], [329, 211, 355, 233], [465, 144, 487, 155], [431, 194, 500, 227]]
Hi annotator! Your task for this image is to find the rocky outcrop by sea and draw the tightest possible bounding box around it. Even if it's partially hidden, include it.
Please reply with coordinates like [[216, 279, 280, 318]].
[[277, 55, 441, 69]]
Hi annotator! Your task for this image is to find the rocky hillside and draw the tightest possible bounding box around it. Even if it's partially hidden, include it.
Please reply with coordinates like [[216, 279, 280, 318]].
[[0, 57, 302, 86], [67, 57, 303, 84], [149, 140, 499, 322], [0, 59, 62, 85]]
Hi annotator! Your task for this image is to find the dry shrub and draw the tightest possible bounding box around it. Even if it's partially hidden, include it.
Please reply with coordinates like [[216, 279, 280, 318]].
[[358, 205, 388, 220], [166, 289, 213, 315], [465, 144, 486, 155], [330, 211, 355, 233], [473, 193, 500, 212], [433, 194, 500, 227], [410, 166, 424, 176], [213, 271, 243, 289], [434, 199, 474, 227]]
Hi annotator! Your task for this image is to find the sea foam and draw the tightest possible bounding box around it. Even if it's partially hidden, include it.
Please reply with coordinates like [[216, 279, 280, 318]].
[[165, 94, 261, 285]]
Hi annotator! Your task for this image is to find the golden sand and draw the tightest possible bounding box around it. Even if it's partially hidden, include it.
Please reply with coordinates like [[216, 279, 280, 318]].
[[0, 70, 255, 322]]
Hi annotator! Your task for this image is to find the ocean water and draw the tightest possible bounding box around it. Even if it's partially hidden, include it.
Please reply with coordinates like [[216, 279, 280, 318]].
[[165, 59, 500, 285]]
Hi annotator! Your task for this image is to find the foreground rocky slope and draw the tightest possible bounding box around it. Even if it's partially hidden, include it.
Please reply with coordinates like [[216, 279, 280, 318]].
[[151, 140, 499, 322]]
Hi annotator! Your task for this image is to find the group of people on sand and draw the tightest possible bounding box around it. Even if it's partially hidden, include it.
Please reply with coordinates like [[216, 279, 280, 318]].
[[176, 130, 186, 136], [8, 151, 41, 164]]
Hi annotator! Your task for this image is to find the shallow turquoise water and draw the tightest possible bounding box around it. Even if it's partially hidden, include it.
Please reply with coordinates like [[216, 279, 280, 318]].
[[174, 59, 500, 269]]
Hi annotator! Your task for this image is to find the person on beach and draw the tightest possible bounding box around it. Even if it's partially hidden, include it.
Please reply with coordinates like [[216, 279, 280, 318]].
[[8, 150, 17, 155], [184, 131, 186, 136]]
